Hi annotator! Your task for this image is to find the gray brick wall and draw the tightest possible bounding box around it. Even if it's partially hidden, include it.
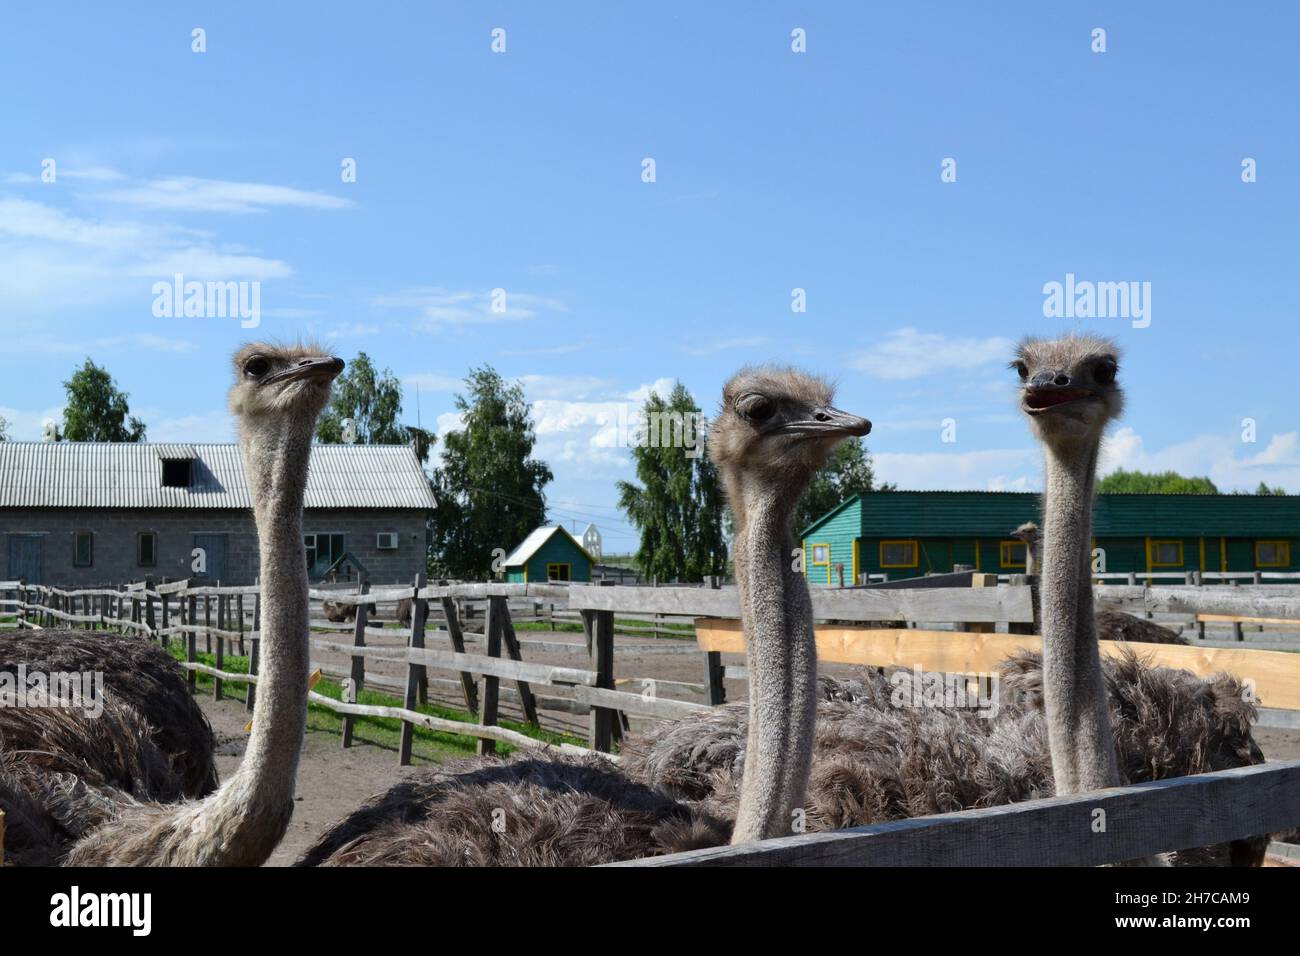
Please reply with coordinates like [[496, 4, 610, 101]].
[[0, 508, 429, 587]]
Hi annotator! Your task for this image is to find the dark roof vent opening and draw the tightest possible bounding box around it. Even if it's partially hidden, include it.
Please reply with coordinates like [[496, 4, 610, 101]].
[[161, 459, 193, 489]]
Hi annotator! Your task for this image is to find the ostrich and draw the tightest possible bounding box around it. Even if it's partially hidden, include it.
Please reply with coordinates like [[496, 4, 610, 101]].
[[296, 366, 871, 864], [1012, 335, 1132, 796], [622, 649, 1268, 865], [1, 344, 343, 866], [1010, 521, 1186, 645]]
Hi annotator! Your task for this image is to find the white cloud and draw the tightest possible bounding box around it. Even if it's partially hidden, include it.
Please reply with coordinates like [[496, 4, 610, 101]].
[[5, 166, 124, 184], [625, 378, 676, 403], [682, 336, 769, 357], [849, 328, 1016, 381], [323, 321, 380, 339], [1100, 426, 1300, 492], [0, 404, 65, 441], [375, 287, 566, 327], [97, 177, 353, 214], [403, 372, 464, 392], [0, 333, 197, 358], [143, 409, 236, 443]]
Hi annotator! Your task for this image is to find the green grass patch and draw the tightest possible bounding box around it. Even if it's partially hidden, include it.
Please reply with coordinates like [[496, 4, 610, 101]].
[[165, 642, 586, 764]]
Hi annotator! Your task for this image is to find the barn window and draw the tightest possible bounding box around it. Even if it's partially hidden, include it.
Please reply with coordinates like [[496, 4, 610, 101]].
[[811, 544, 830, 564], [73, 531, 93, 567], [1000, 540, 1026, 568], [161, 458, 193, 488], [880, 540, 918, 568], [546, 563, 571, 581], [138, 532, 157, 567], [1256, 540, 1289, 567], [304, 533, 346, 577], [1151, 540, 1183, 567]]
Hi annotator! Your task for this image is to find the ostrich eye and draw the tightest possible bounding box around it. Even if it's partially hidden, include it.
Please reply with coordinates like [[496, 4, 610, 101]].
[[244, 356, 271, 379], [737, 395, 774, 423], [1011, 361, 1028, 381], [1093, 359, 1117, 385]]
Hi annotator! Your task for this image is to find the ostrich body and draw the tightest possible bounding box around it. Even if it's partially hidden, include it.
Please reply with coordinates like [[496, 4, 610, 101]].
[[2, 345, 342, 866], [1011, 521, 1186, 645], [297, 366, 870, 863], [1012, 336, 1125, 795], [622, 650, 1267, 865]]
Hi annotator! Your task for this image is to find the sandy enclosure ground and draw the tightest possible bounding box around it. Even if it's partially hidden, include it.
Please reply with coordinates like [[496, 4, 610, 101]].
[[196, 624, 1300, 866]]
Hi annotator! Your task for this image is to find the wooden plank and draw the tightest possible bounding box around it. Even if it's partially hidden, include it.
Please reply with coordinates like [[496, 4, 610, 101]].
[[568, 584, 1034, 624], [696, 618, 1300, 711], [398, 574, 427, 766], [477, 597, 502, 757], [583, 609, 617, 751], [310, 639, 597, 686], [569, 684, 708, 720], [617, 759, 1300, 867], [1198, 613, 1300, 627], [440, 596, 479, 712], [498, 599, 539, 725], [340, 581, 370, 749]]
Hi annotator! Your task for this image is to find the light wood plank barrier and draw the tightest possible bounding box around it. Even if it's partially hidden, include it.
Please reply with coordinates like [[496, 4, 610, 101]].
[[696, 618, 1300, 712], [617, 759, 1300, 867]]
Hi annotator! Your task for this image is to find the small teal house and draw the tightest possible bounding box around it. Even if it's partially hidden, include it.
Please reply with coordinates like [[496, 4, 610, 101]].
[[800, 491, 1300, 585], [502, 525, 594, 583]]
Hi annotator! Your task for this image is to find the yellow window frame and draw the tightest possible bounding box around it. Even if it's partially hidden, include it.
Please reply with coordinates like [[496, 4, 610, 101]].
[[810, 541, 832, 583], [545, 562, 572, 581], [1255, 540, 1290, 568], [880, 539, 918, 569], [1150, 539, 1184, 567], [999, 539, 1026, 569]]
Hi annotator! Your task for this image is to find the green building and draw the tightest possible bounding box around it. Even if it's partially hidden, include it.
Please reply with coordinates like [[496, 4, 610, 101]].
[[502, 525, 594, 583], [800, 491, 1300, 584]]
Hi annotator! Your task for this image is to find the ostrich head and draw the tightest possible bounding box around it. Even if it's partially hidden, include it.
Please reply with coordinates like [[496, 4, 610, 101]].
[[1012, 335, 1123, 446], [228, 343, 344, 420], [709, 366, 871, 491], [1011, 521, 1039, 546]]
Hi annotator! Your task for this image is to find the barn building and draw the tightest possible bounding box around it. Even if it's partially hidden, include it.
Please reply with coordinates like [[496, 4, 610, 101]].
[[502, 525, 594, 583], [0, 442, 436, 587], [800, 491, 1300, 584]]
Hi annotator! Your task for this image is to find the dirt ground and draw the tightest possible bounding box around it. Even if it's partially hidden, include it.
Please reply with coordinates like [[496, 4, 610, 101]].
[[196, 625, 1300, 866]]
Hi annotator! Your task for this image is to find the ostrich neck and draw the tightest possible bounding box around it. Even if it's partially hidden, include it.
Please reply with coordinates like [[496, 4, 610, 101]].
[[194, 413, 314, 863], [730, 476, 817, 843], [1040, 440, 1120, 794]]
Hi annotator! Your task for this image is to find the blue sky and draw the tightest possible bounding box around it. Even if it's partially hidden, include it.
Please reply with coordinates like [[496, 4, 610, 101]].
[[2, 2, 1298, 553]]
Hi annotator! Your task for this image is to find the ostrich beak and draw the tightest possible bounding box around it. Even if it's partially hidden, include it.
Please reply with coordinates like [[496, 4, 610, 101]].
[[264, 356, 346, 386], [791, 406, 871, 437]]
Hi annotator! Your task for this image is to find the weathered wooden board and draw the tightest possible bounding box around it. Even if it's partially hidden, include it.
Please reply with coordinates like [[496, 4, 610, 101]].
[[567, 584, 1035, 624], [696, 618, 1300, 711], [616, 760, 1300, 867]]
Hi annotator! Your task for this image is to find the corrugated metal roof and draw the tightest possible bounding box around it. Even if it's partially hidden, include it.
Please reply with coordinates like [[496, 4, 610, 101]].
[[0, 442, 437, 510], [805, 491, 1300, 538]]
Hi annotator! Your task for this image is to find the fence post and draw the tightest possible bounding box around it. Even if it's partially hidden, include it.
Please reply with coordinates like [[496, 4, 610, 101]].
[[583, 607, 617, 752], [340, 581, 370, 749], [204, 591, 213, 653], [398, 573, 428, 766], [247, 592, 261, 714], [144, 576, 155, 641], [440, 596, 479, 713], [15, 581, 25, 630], [213, 594, 224, 702], [236, 593, 245, 655], [477, 597, 503, 757], [185, 585, 197, 693]]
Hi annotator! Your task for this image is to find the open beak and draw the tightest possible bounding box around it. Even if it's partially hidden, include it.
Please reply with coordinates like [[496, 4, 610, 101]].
[[783, 405, 872, 437], [1022, 385, 1095, 413], [263, 356, 346, 386]]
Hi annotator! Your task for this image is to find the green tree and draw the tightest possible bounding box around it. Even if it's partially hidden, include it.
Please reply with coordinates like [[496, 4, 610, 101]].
[[316, 351, 435, 464], [61, 359, 146, 441], [793, 438, 893, 535], [0, 414, 8, 441], [1096, 469, 1218, 494], [1253, 482, 1287, 495], [617, 383, 729, 583], [429, 366, 553, 580]]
